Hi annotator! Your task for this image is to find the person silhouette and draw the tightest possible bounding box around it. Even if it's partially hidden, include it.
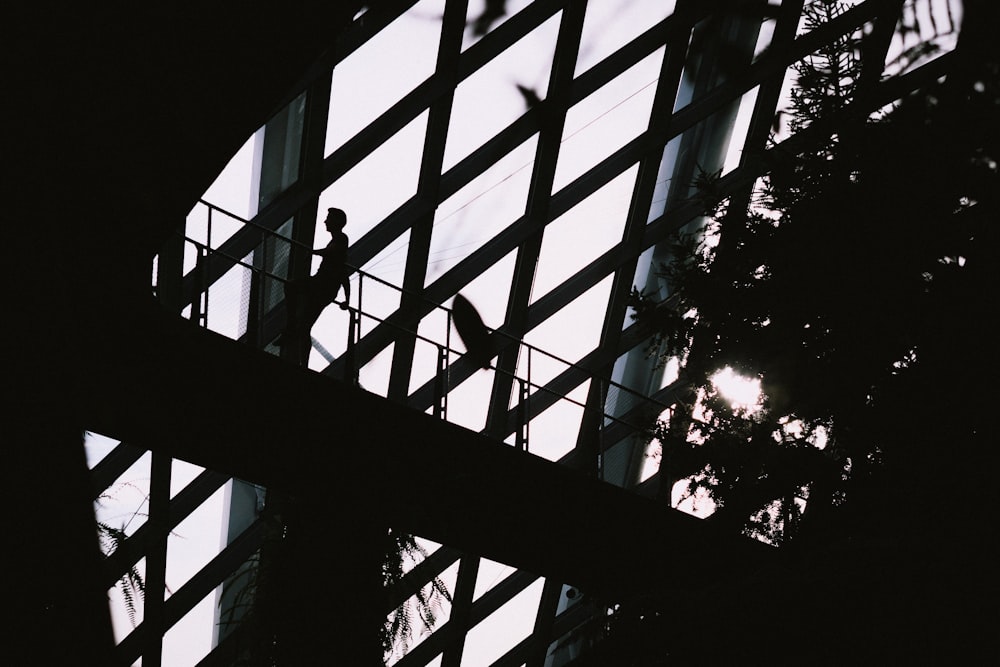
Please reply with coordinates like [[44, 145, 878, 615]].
[[275, 207, 351, 361]]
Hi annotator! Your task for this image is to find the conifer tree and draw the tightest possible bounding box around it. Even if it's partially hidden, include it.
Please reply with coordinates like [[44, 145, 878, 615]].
[[634, 0, 989, 546]]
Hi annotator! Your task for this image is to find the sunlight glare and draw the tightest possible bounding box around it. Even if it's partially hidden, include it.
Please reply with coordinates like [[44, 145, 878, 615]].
[[711, 367, 762, 410]]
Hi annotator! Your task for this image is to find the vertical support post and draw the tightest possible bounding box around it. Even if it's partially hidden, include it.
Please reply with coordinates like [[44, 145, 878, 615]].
[[527, 579, 566, 667], [190, 244, 208, 326], [9, 418, 116, 664], [385, 0, 467, 403], [201, 205, 213, 327], [345, 307, 360, 385], [246, 265, 263, 348], [206, 204, 213, 254], [526, 346, 532, 451], [484, 0, 587, 439], [200, 246, 209, 328], [155, 224, 185, 313], [597, 379, 606, 482], [445, 306, 452, 363], [274, 496, 386, 666], [356, 271, 364, 341], [440, 556, 481, 667], [348, 272, 364, 383], [516, 377, 529, 452], [434, 344, 449, 420], [141, 450, 172, 667]]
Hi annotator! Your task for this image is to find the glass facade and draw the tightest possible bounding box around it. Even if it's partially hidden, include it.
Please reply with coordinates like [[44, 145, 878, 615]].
[[91, 1, 964, 664]]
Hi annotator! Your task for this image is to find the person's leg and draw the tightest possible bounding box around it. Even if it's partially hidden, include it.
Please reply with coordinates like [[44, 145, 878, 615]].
[[300, 294, 328, 336], [276, 280, 303, 345], [288, 287, 331, 364]]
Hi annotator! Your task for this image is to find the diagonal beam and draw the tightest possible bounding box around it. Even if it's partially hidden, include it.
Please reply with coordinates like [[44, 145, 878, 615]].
[[363, 48, 958, 424], [387, 0, 469, 401], [485, 0, 588, 437], [181, 0, 742, 310], [85, 302, 771, 605], [319, 0, 897, 382]]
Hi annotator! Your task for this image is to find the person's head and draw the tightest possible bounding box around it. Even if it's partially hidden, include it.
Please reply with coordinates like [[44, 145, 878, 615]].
[[324, 207, 347, 231]]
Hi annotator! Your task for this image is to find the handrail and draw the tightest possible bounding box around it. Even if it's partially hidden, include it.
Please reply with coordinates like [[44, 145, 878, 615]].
[[172, 202, 673, 456], [185, 204, 668, 406]]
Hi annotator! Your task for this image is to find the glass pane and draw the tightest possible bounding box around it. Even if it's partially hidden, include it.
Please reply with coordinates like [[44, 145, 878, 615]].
[[553, 48, 662, 192], [523, 381, 590, 462], [447, 247, 516, 347], [523, 275, 613, 377], [309, 303, 353, 372], [255, 91, 307, 211], [165, 484, 227, 594], [360, 341, 396, 398], [319, 112, 429, 258], [326, 0, 445, 155], [575, 0, 675, 77], [358, 230, 409, 319], [386, 559, 459, 664], [84, 430, 120, 469], [411, 304, 452, 395], [169, 459, 206, 499], [201, 133, 257, 221], [721, 84, 760, 175], [462, 576, 544, 665], [183, 203, 247, 269], [473, 557, 514, 600], [95, 450, 152, 540], [441, 362, 494, 432], [427, 135, 537, 286], [108, 557, 147, 646], [533, 166, 637, 301], [444, 11, 560, 171], [885, 0, 961, 76], [205, 258, 251, 340], [161, 589, 218, 666]]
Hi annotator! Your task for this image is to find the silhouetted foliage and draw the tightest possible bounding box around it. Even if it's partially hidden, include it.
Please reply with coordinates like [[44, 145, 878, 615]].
[[611, 0, 998, 659], [96, 521, 146, 627], [635, 0, 881, 543], [381, 531, 452, 659], [94, 481, 173, 629], [219, 511, 449, 665]]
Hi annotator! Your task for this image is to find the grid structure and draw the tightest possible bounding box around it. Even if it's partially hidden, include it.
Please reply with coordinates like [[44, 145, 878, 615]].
[[87, 0, 963, 664]]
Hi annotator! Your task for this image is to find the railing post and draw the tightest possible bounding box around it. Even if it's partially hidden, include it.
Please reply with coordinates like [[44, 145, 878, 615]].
[[524, 347, 532, 452], [206, 203, 213, 252], [246, 265, 262, 348], [433, 344, 449, 420], [356, 271, 363, 318], [190, 244, 208, 327], [515, 377, 529, 452], [598, 379, 606, 481], [345, 308, 360, 385], [155, 226, 185, 312]]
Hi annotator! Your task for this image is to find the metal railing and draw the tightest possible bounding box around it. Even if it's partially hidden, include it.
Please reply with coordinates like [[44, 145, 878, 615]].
[[160, 199, 673, 471]]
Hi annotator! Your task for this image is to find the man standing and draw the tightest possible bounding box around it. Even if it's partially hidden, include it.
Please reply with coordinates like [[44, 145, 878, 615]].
[[276, 207, 351, 362]]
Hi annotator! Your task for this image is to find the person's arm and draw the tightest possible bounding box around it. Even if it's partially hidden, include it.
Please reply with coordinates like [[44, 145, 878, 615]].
[[315, 243, 338, 258], [339, 274, 351, 310]]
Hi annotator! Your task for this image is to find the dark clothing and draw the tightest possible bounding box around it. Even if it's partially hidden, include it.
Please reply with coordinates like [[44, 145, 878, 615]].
[[286, 230, 349, 322], [275, 208, 351, 364], [313, 230, 349, 295], [283, 278, 330, 339], [278, 229, 350, 360]]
